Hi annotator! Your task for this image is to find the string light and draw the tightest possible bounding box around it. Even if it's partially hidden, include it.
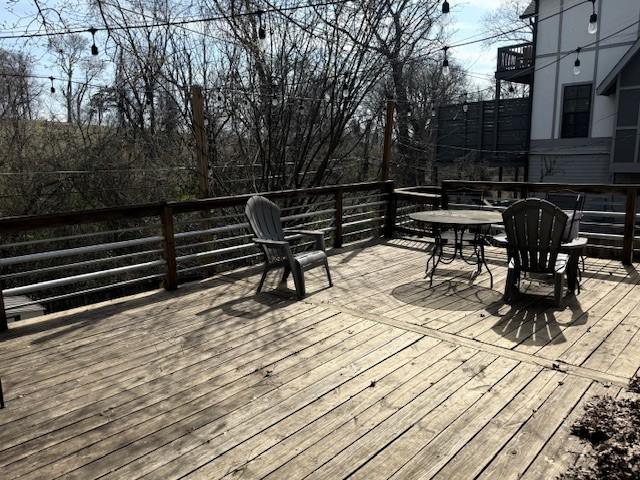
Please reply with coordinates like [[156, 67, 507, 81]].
[[442, 1, 450, 14], [573, 47, 582, 76], [271, 94, 278, 106], [431, 105, 437, 117], [88, 27, 98, 55], [588, 0, 598, 35], [442, 46, 450, 77], [257, 10, 267, 41], [49, 76, 55, 94], [341, 84, 349, 98], [462, 92, 468, 113]]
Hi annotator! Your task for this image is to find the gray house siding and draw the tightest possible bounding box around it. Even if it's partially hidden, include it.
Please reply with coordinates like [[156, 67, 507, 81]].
[[529, 138, 612, 183]]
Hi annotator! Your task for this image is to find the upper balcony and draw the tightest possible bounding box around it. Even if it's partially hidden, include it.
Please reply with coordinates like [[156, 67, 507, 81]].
[[495, 42, 535, 84]]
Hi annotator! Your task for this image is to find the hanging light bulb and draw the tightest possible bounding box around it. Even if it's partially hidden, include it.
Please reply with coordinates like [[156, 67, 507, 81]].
[[256, 10, 267, 41], [588, 0, 598, 35], [431, 105, 437, 117], [462, 93, 469, 113], [271, 94, 278, 107], [49, 76, 55, 94], [442, 1, 450, 14], [88, 27, 98, 55], [442, 46, 450, 77], [573, 47, 582, 76], [342, 84, 349, 99]]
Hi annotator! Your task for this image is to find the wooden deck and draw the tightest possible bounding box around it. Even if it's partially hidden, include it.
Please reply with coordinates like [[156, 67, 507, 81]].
[[1, 237, 639, 480]]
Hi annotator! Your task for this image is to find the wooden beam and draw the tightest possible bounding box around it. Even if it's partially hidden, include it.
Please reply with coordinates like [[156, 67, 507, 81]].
[[191, 85, 210, 199], [382, 100, 395, 181], [160, 204, 178, 291], [0, 282, 6, 333], [623, 188, 637, 265], [384, 181, 396, 238], [333, 189, 343, 248]]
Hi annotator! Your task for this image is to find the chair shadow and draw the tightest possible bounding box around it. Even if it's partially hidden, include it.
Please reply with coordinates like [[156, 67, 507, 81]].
[[491, 292, 588, 347]]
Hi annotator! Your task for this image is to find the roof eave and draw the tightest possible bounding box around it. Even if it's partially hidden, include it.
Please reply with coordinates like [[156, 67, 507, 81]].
[[597, 38, 640, 96], [520, 1, 538, 19]]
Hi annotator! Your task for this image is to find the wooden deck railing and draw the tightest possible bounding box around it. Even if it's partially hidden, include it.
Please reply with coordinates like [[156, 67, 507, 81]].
[[438, 181, 638, 265], [496, 42, 534, 74], [2, 179, 639, 332], [0, 181, 394, 331]]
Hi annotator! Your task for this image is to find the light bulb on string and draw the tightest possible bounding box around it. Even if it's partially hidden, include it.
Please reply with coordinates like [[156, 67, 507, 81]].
[[442, 46, 450, 77], [431, 105, 437, 117], [88, 27, 98, 55], [271, 94, 278, 107], [342, 84, 349, 99], [462, 93, 468, 113], [588, 0, 598, 35], [441, 1, 451, 26], [49, 76, 55, 94], [573, 47, 582, 76]]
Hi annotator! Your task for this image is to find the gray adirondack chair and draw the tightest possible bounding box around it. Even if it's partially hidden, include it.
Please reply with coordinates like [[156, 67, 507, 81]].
[[502, 199, 569, 307], [245, 196, 332, 299]]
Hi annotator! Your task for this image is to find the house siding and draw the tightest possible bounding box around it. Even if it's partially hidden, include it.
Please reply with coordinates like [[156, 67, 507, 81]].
[[528, 0, 640, 182]]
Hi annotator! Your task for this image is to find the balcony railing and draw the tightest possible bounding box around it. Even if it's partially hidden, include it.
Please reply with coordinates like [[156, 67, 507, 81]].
[[496, 42, 534, 76]]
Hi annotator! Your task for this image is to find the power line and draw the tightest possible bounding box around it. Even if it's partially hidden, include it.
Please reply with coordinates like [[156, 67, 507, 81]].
[[0, 0, 352, 40]]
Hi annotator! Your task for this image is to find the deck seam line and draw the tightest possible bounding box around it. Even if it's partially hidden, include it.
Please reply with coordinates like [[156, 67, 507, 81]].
[[303, 300, 629, 387]]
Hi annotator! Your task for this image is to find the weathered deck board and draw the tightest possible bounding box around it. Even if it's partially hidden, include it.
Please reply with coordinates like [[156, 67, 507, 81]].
[[0, 238, 637, 479]]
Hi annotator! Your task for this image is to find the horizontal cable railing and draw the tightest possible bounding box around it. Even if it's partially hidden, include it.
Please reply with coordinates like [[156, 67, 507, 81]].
[[393, 181, 639, 265], [0, 181, 393, 331]]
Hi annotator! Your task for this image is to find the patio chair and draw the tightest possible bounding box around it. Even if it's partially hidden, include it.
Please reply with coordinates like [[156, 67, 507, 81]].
[[502, 199, 569, 307], [546, 191, 587, 277], [245, 195, 332, 299]]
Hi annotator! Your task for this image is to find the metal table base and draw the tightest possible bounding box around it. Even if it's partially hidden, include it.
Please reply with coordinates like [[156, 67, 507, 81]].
[[425, 226, 493, 288]]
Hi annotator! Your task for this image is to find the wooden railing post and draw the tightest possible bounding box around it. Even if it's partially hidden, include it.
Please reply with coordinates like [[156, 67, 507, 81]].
[[623, 188, 637, 266], [0, 283, 7, 333], [440, 182, 449, 209], [161, 204, 178, 290], [333, 189, 343, 248], [191, 85, 210, 199], [381, 99, 395, 181], [384, 181, 396, 238]]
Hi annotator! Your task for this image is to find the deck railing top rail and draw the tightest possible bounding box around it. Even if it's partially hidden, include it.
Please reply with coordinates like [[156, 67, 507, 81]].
[[0, 181, 391, 232]]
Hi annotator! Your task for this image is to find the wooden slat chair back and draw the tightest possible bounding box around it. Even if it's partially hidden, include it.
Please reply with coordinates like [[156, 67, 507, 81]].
[[245, 195, 332, 299], [502, 199, 569, 306], [245, 196, 287, 264]]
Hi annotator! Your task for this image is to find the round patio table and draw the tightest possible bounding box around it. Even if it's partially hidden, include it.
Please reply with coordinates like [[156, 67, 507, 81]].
[[409, 209, 503, 288]]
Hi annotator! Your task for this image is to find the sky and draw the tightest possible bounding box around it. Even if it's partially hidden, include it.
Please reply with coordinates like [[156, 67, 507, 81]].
[[0, 0, 515, 95]]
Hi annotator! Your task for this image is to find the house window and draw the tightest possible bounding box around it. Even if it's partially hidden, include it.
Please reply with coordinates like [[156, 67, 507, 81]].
[[613, 88, 640, 163], [561, 84, 592, 138]]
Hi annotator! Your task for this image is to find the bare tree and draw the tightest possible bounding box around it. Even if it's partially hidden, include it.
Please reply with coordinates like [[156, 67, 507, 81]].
[[481, 0, 534, 46]]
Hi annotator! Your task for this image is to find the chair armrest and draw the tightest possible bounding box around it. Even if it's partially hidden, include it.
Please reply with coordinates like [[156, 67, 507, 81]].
[[252, 238, 289, 247], [491, 234, 508, 247], [283, 229, 326, 251], [284, 229, 324, 237]]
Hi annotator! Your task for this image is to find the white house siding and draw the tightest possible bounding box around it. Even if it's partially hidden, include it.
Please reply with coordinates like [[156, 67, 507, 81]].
[[529, 0, 640, 183]]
